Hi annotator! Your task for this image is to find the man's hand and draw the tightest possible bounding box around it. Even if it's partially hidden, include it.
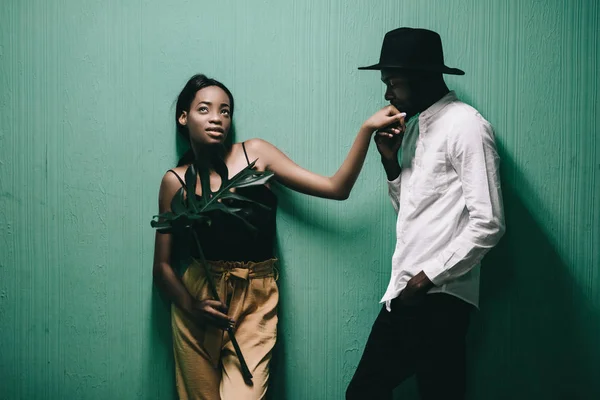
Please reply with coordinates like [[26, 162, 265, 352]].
[[374, 127, 405, 161], [369, 107, 406, 181], [371, 106, 406, 159], [375, 121, 405, 181], [399, 271, 434, 306]]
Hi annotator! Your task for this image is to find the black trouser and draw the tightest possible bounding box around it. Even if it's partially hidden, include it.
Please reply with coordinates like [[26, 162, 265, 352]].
[[346, 293, 473, 400]]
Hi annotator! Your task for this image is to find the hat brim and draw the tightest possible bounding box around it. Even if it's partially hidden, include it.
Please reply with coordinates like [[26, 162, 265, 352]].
[[358, 63, 465, 75]]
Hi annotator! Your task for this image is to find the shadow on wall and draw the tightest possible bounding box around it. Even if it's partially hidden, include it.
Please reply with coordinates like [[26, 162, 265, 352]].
[[267, 238, 288, 400], [469, 145, 600, 400], [147, 286, 177, 400]]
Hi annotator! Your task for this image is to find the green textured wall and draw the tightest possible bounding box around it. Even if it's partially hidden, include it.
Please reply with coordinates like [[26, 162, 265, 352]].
[[1, 0, 598, 399]]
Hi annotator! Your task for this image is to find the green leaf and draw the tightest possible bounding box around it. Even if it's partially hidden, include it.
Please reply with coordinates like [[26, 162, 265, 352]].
[[186, 214, 211, 224], [197, 159, 212, 207], [185, 164, 199, 212], [225, 160, 274, 188], [151, 156, 272, 235], [150, 220, 172, 229], [202, 202, 243, 215], [170, 188, 187, 215], [212, 156, 231, 192], [205, 162, 273, 207], [218, 191, 271, 209], [234, 172, 274, 188], [152, 211, 177, 221]]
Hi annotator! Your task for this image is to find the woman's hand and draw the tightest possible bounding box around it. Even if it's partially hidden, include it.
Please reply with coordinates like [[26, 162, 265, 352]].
[[362, 105, 406, 133]]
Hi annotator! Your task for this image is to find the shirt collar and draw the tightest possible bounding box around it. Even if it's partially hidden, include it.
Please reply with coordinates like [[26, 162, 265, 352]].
[[419, 91, 458, 124]]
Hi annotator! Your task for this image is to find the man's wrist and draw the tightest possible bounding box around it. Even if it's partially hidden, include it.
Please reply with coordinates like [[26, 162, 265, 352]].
[[381, 156, 401, 181]]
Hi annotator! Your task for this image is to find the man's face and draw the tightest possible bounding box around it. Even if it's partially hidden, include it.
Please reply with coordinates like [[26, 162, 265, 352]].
[[381, 69, 418, 120]]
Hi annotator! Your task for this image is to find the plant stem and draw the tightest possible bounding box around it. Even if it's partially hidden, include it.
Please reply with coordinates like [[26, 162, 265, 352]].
[[191, 228, 253, 384]]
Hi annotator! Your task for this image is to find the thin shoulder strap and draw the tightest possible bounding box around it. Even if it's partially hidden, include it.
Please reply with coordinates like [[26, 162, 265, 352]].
[[167, 169, 186, 189], [241, 141, 251, 165]]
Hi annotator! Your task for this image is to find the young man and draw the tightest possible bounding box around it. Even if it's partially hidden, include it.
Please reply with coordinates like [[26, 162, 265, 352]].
[[346, 28, 505, 400]]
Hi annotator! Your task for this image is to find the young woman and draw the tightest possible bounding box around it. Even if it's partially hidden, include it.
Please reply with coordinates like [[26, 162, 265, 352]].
[[153, 74, 404, 399]]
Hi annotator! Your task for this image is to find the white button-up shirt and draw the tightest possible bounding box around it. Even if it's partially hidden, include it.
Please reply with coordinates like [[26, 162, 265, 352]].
[[382, 91, 505, 311]]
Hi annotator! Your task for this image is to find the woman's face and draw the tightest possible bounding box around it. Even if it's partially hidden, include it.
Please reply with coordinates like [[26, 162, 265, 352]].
[[179, 86, 232, 147]]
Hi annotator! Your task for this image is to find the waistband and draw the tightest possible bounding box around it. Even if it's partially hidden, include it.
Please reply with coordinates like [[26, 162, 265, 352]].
[[190, 258, 279, 281]]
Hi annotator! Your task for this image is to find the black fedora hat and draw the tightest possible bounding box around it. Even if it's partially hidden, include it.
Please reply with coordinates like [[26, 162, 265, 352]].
[[359, 27, 465, 75]]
